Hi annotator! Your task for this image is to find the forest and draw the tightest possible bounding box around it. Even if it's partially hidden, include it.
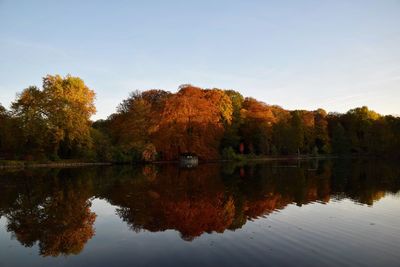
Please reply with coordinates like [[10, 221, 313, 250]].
[[0, 74, 399, 162]]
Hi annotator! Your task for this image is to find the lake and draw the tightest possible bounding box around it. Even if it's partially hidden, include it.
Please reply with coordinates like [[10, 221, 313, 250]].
[[0, 159, 399, 267]]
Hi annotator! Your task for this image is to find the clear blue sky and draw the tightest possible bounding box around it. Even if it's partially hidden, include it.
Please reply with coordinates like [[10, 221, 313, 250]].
[[1, 0, 399, 119]]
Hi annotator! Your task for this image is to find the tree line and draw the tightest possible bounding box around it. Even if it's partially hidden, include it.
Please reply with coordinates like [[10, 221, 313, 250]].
[[0, 74, 399, 162]]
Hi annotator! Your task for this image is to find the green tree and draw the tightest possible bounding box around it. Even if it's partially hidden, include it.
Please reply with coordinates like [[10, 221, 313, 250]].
[[220, 90, 244, 152], [314, 109, 330, 153], [331, 122, 350, 155], [342, 106, 380, 154]]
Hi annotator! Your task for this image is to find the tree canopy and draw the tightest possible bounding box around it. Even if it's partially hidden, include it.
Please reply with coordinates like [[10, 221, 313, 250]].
[[7, 75, 96, 160], [1, 75, 399, 161]]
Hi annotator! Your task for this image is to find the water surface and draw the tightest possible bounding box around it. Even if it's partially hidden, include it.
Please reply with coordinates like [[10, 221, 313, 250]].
[[0, 159, 399, 266]]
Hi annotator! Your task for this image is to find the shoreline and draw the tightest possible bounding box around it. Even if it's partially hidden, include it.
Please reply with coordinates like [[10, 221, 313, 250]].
[[0, 155, 345, 169], [1, 154, 390, 170], [0, 161, 112, 169]]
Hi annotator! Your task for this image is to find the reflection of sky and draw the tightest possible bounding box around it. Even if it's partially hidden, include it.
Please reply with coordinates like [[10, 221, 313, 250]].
[[1, 196, 399, 266], [0, 1, 399, 119]]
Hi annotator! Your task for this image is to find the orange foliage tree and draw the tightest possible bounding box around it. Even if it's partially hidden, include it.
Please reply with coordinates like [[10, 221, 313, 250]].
[[153, 85, 233, 160], [240, 98, 289, 154]]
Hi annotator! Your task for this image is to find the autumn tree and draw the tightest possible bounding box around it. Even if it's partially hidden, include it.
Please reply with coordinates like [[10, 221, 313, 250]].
[[11, 86, 48, 159], [107, 89, 171, 162], [41, 75, 96, 158], [154, 85, 233, 160], [299, 110, 315, 153], [239, 98, 288, 154], [110, 91, 152, 154], [11, 75, 96, 159]]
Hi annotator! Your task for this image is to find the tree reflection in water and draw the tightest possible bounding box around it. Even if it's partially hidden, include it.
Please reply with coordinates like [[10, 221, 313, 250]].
[[0, 159, 399, 255], [0, 169, 96, 256], [108, 165, 236, 240]]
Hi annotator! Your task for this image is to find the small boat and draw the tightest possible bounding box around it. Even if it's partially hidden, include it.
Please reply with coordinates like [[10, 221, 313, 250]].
[[179, 153, 198, 168]]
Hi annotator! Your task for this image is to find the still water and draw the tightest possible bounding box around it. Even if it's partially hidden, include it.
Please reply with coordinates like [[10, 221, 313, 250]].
[[0, 160, 399, 267]]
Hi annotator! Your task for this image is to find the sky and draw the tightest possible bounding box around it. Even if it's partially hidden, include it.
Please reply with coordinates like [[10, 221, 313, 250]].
[[0, 0, 399, 120]]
